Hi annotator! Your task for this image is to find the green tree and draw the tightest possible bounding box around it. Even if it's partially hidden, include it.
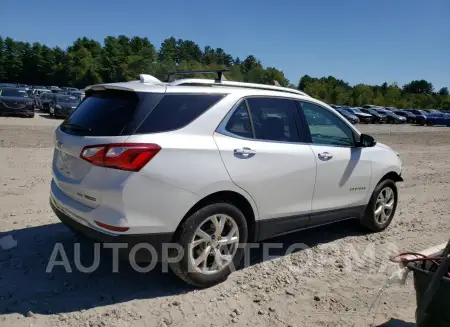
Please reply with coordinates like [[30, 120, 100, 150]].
[[438, 87, 449, 96], [403, 79, 433, 94]]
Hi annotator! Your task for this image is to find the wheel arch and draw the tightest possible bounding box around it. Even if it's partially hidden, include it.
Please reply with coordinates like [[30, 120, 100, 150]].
[[379, 171, 403, 183], [173, 190, 258, 243]]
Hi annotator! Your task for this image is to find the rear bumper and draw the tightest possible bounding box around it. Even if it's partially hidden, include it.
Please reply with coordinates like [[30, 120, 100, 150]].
[[50, 197, 174, 262], [0, 108, 34, 116]]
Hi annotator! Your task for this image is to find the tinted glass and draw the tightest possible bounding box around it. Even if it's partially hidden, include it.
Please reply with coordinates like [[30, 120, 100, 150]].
[[225, 101, 253, 138], [300, 101, 355, 147], [1, 88, 28, 97], [136, 94, 224, 134], [246, 97, 299, 142], [61, 90, 140, 136]]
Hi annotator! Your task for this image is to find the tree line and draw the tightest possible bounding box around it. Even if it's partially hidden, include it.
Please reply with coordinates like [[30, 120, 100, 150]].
[[0, 35, 448, 109]]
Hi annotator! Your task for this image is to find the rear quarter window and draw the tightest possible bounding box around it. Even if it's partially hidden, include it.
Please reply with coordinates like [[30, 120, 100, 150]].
[[135, 94, 225, 134]]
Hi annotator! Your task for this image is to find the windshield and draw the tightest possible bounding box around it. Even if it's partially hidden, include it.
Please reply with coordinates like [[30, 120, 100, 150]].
[[352, 108, 363, 113], [0, 88, 29, 97], [56, 95, 78, 103]]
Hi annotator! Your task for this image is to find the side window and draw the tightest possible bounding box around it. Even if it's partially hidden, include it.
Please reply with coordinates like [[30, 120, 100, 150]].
[[136, 94, 224, 134], [225, 101, 254, 138], [246, 97, 300, 142], [300, 101, 355, 147]]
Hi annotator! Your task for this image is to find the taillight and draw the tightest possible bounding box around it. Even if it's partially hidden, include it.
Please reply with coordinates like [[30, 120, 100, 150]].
[[80, 143, 161, 171]]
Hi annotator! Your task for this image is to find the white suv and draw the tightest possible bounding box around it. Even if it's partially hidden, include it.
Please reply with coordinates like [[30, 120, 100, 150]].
[[50, 71, 403, 287]]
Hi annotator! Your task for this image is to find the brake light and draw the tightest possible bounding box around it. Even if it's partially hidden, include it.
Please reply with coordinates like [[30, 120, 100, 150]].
[[80, 143, 161, 171]]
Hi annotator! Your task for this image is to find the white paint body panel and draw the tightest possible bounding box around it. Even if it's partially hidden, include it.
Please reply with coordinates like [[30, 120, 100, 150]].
[[309, 145, 372, 212], [213, 133, 317, 220], [51, 80, 402, 238]]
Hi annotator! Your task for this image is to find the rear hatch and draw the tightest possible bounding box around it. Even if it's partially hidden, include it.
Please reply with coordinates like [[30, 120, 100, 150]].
[[52, 86, 226, 208], [53, 88, 164, 208]]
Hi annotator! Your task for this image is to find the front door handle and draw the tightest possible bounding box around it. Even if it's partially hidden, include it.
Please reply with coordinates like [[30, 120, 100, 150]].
[[318, 152, 333, 161], [234, 147, 256, 157]]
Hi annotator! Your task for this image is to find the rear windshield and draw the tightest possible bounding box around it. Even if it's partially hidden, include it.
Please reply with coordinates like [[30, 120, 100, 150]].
[[60, 91, 225, 136], [135, 94, 225, 134], [61, 90, 139, 136]]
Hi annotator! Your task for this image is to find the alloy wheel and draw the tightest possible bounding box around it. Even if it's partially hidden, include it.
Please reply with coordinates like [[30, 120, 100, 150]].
[[189, 214, 239, 275], [374, 187, 395, 224]]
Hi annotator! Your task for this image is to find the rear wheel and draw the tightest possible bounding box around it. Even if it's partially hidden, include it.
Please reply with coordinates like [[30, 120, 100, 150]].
[[169, 203, 248, 288], [361, 179, 398, 232]]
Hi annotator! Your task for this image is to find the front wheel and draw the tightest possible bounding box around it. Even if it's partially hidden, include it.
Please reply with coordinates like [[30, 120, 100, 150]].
[[360, 179, 398, 232], [169, 203, 248, 288]]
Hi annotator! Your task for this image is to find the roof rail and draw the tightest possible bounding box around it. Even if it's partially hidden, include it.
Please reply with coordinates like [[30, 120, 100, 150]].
[[166, 68, 231, 82], [169, 78, 309, 97]]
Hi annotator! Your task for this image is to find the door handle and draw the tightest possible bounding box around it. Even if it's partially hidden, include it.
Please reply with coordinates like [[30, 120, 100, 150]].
[[317, 152, 333, 161], [234, 147, 256, 156]]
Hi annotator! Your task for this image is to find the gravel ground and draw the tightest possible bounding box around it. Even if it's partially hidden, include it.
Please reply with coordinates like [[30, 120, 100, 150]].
[[1, 114, 449, 327]]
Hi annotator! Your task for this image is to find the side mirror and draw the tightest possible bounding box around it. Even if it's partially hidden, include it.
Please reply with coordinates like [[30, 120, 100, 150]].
[[359, 134, 376, 147]]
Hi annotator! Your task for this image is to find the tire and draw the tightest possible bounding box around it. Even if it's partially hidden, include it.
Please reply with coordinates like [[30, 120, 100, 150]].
[[27, 113, 35, 118], [169, 202, 248, 288], [360, 179, 398, 232]]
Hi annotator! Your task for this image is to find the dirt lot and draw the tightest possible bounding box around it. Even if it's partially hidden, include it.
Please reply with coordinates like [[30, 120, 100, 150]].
[[1, 114, 449, 327]]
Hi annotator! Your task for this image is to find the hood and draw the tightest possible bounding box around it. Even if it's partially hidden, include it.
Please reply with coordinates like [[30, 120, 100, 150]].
[[0, 96, 32, 103], [0, 96, 34, 109], [356, 112, 372, 117], [376, 142, 393, 151], [57, 102, 79, 108], [376, 142, 399, 156]]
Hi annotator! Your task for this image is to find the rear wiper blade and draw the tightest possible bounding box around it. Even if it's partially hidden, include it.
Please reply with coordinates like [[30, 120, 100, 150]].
[[62, 123, 92, 132]]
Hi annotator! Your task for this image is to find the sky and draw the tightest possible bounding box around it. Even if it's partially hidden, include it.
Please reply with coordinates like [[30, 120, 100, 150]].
[[2, 0, 449, 89]]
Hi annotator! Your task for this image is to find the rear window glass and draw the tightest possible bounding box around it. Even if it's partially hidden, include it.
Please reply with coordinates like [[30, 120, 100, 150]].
[[61, 90, 139, 136], [135, 94, 225, 134]]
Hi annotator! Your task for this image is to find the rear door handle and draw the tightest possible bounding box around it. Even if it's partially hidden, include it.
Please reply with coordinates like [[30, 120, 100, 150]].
[[318, 152, 333, 161], [234, 147, 256, 157]]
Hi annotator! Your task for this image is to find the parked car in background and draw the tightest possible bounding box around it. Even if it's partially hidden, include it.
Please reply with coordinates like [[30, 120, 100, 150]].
[[336, 108, 359, 124], [40, 92, 56, 112], [407, 109, 428, 125], [0, 87, 35, 118], [376, 108, 406, 124], [392, 110, 416, 124], [342, 107, 372, 123], [61, 87, 80, 93], [67, 90, 85, 102], [49, 95, 80, 118], [360, 108, 387, 123], [424, 113, 450, 126], [361, 104, 379, 109]]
